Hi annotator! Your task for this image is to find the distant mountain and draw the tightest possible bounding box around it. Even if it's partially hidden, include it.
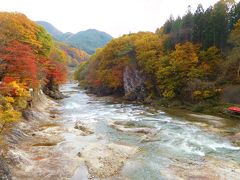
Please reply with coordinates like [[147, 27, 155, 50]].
[[37, 21, 113, 54], [37, 21, 63, 38], [57, 32, 74, 42], [63, 29, 113, 54]]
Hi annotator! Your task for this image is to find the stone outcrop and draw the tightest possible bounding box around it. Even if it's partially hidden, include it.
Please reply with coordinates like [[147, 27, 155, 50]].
[[110, 121, 157, 135], [43, 83, 66, 100], [0, 156, 12, 180], [123, 65, 146, 101], [1, 90, 59, 179]]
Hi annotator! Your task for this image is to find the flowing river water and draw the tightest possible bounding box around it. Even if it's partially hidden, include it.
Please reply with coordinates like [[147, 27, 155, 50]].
[[11, 83, 240, 180]]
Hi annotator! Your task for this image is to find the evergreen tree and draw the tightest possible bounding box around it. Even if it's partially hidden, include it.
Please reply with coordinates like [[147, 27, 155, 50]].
[[193, 4, 205, 44]]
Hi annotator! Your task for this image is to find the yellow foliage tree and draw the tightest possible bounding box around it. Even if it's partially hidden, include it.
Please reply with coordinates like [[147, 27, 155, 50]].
[[0, 81, 30, 133], [157, 42, 202, 99]]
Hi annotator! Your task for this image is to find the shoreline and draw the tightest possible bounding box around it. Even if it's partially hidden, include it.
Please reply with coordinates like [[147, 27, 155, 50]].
[[82, 85, 240, 121]]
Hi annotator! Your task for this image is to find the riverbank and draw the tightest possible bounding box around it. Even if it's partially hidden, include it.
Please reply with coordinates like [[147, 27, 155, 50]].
[[81, 82, 240, 122], [1, 85, 140, 179], [2, 83, 240, 179], [150, 97, 240, 120], [0, 90, 60, 179]]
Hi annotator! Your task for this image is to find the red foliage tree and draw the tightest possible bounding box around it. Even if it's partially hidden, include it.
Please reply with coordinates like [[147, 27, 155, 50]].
[[0, 40, 39, 87], [47, 61, 67, 84], [38, 57, 67, 85]]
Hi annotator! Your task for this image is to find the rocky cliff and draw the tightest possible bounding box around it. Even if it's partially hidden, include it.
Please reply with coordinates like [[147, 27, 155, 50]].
[[123, 65, 146, 101]]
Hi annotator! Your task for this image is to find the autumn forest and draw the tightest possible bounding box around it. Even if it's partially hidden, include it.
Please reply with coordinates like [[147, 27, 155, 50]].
[[75, 0, 240, 111], [1, 0, 240, 179]]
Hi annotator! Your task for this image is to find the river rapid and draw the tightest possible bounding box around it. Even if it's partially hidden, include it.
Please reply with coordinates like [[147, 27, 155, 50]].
[[11, 83, 240, 180]]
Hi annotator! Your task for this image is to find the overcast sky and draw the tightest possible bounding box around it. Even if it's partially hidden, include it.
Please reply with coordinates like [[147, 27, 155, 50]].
[[0, 0, 235, 37]]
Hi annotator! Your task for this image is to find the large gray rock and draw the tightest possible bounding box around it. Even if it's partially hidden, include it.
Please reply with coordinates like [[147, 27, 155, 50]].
[[123, 65, 146, 101]]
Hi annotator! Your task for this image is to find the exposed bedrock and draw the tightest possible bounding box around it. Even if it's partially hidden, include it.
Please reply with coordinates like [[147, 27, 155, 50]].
[[123, 65, 147, 101]]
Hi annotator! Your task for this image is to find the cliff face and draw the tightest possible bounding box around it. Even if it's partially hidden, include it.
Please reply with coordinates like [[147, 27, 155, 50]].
[[123, 65, 146, 101]]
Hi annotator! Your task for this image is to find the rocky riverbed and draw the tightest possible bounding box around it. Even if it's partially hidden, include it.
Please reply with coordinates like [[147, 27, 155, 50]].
[[2, 83, 240, 180]]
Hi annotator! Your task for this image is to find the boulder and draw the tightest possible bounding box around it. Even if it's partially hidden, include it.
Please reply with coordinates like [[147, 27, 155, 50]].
[[74, 122, 94, 136]]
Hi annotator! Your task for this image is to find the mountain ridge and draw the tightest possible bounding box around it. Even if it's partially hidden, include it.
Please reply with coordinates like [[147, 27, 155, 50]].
[[36, 21, 113, 54], [37, 21, 63, 37]]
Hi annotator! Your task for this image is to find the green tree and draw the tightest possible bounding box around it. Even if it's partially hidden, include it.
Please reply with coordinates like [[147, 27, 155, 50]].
[[229, 1, 240, 32], [181, 6, 194, 42], [193, 4, 205, 44], [225, 19, 240, 83], [212, 0, 229, 50]]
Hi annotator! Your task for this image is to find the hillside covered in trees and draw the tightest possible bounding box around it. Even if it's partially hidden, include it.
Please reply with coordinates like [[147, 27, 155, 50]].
[[53, 41, 89, 68], [0, 12, 73, 141], [37, 21, 113, 54], [75, 0, 240, 113]]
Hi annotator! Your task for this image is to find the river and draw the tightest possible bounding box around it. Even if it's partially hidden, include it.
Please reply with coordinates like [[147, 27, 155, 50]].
[[11, 83, 240, 179]]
